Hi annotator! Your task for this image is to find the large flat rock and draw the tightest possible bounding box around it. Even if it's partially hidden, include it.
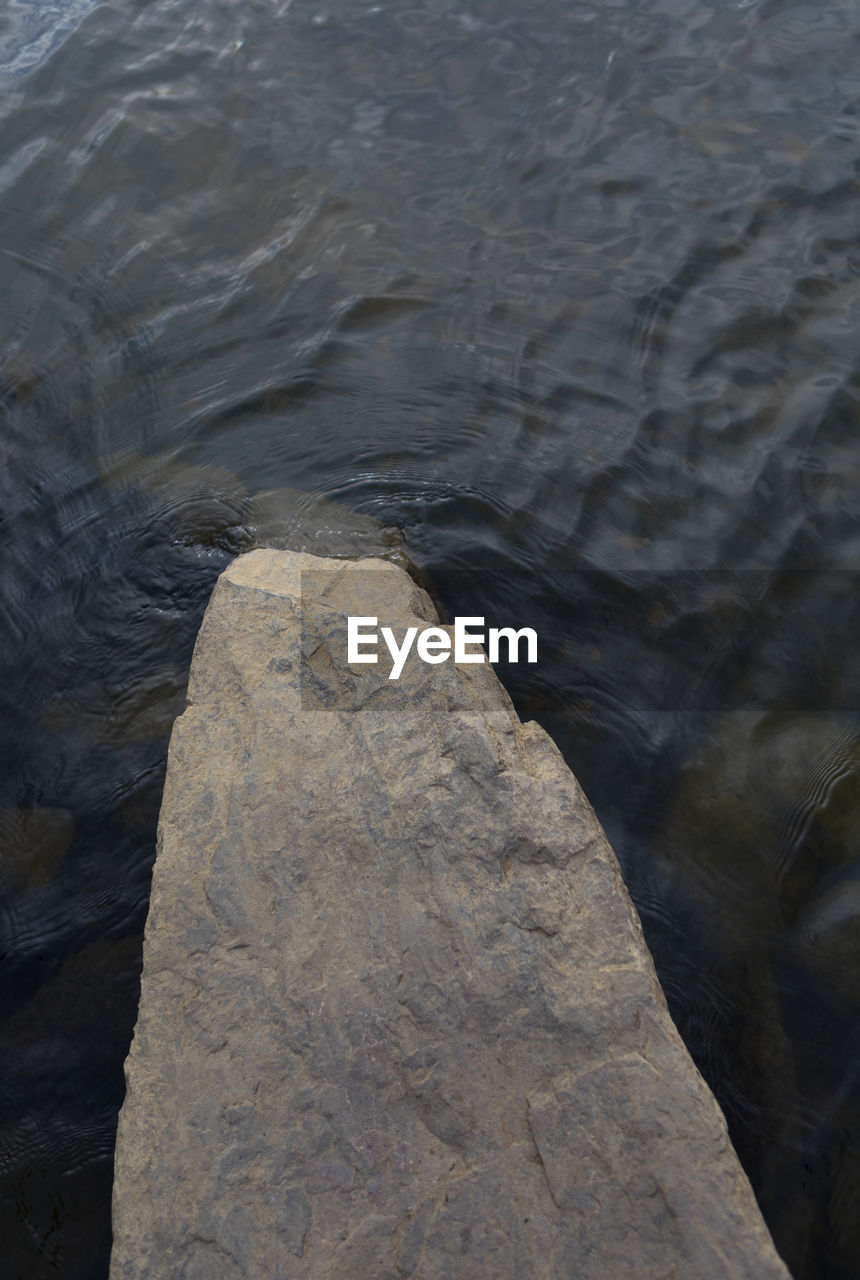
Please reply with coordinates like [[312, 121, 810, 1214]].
[[110, 549, 790, 1279]]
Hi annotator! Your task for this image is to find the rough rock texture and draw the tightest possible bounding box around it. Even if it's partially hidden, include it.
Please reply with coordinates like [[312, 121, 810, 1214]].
[[110, 549, 790, 1280]]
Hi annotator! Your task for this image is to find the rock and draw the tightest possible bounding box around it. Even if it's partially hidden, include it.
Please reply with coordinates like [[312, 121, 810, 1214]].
[[244, 487, 402, 560], [98, 449, 402, 560], [0, 808, 74, 893], [110, 549, 790, 1280], [651, 710, 859, 1177], [795, 860, 860, 1002]]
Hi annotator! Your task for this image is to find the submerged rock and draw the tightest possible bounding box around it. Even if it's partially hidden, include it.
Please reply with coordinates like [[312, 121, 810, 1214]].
[[98, 449, 402, 561], [110, 550, 789, 1280], [244, 486, 402, 560], [0, 808, 74, 893]]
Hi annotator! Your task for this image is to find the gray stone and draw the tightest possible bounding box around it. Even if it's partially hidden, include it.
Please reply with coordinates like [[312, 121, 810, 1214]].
[[110, 549, 790, 1279]]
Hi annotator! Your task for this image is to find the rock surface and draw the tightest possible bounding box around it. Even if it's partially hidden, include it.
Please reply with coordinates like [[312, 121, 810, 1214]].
[[110, 549, 790, 1280]]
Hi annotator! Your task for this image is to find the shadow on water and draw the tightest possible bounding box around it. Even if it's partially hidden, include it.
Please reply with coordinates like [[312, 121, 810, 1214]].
[[0, 0, 859, 1275]]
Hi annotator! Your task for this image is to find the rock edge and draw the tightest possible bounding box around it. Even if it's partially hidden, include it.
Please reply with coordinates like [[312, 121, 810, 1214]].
[[110, 549, 790, 1280]]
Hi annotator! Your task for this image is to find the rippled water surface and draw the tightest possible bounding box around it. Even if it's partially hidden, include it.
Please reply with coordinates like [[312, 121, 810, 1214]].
[[1, 0, 859, 1275]]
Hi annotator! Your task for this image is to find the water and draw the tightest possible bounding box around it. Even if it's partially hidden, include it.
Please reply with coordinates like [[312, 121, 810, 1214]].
[[1, 0, 858, 1275]]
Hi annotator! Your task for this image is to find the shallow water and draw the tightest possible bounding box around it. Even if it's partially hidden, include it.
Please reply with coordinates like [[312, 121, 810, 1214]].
[[1, 0, 858, 1275]]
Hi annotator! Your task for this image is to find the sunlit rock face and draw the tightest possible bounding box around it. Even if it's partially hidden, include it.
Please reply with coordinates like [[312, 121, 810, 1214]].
[[110, 549, 790, 1280]]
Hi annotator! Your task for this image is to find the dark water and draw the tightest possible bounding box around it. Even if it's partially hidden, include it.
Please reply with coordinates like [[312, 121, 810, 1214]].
[[1, 0, 859, 1275]]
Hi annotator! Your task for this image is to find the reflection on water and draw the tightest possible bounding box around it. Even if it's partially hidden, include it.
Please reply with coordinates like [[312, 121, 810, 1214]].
[[0, 0, 858, 1275], [0, 0, 101, 77]]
